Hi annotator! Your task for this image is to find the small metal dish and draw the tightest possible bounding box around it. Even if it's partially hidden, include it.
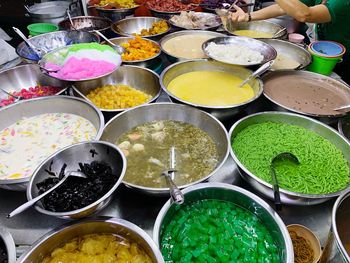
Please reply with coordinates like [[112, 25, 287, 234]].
[[96, 6, 139, 22], [0, 228, 16, 263], [0, 64, 67, 105], [102, 37, 161, 67], [17, 217, 164, 262], [160, 60, 263, 121], [169, 12, 221, 31], [72, 65, 161, 119], [260, 39, 311, 70], [0, 96, 104, 191], [16, 30, 99, 63], [58, 16, 112, 34], [202, 36, 277, 66], [27, 141, 126, 219], [101, 102, 229, 195], [226, 20, 287, 39], [160, 30, 226, 62], [153, 183, 294, 263], [111, 17, 171, 39], [229, 111, 350, 205]]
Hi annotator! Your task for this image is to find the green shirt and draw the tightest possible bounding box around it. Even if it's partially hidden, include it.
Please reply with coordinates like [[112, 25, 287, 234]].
[[300, 0, 350, 58]]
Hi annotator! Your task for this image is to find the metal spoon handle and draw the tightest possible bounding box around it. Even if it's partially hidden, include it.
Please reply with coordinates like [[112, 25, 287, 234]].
[[240, 60, 273, 87], [164, 174, 184, 205], [7, 176, 68, 218], [270, 168, 282, 211], [93, 30, 116, 46], [12, 27, 38, 53], [0, 88, 20, 100]]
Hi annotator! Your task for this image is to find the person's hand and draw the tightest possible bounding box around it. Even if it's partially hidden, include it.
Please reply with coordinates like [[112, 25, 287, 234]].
[[229, 4, 249, 23]]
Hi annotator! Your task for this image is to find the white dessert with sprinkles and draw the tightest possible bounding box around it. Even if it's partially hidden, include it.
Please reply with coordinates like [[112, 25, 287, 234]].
[[0, 113, 97, 180]]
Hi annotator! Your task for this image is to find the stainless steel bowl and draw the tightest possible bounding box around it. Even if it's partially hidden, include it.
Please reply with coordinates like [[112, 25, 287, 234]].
[[27, 141, 126, 219], [226, 20, 287, 39], [202, 36, 277, 66], [160, 60, 263, 121], [58, 16, 112, 34], [153, 182, 294, 263], [101, 102, 229, 195], [260, 39, 311, 70], [0, 64, 67, 104], [96, 6, 139, 22], [0, 96, 104, 191], [262, 70, 350, 123], [102, 37, 161, 67], [229, 111, 350, 205], [148, 8, 195, 20], [160, 30, 226, 62], [72, 65, 161, 119], [16, 30, 100, 63], [0, 228, 16, 263], [338, 117, 350, 142], [111, 17, 171, 39], [17, 217, 164, 263], [169, 12, 221, 31]]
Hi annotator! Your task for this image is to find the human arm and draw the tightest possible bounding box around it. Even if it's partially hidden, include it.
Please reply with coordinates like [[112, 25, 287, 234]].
[[229, 4, 286, 23], [275, 0, 331, 23]]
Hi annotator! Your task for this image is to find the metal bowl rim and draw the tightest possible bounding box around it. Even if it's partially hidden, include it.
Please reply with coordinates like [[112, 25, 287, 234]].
[[17, 216, 164, 263], [105, 37, 162, 63], [26, 141, 127, 217], [111, 17, 172, 38], [332, 188, 350, 262], [104, 102, 230, 192], [201, 36, 277, 66], [262, 70, 350, 118], [95, 5, 139, 12], [160, 59, 264, 109], [152, 182, 294, 262], [71, 65, 161, 113], [16, 30, 101, 61], [259, 38, 312, 70], [338, 118, 350, 141], [159, 30, 226, 60], [39, 44, 121, 82], [148, 7, 196, 14], [0, 227, 16, 263], [228, 111, 350, 199], [0, 95, 104, 185], [168, 12, 221, 31]]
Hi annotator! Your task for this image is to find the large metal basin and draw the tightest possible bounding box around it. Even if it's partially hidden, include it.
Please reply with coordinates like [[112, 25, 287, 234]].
[[153, 183, 294, 263], [101, 103, 229, 195], [72, 65, 161, 120], [160, 60, 263, 121], [0, 96, 104, 191], [0, 64, 67, 104], [229, 111, 350, 205], [17, 217, 164, 263]]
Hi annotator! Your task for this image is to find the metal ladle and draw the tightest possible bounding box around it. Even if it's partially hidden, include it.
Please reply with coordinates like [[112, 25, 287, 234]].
[[270, 152, 300, 211], [0, 88, 23, 103], [93, 30, 125, 55], [162, 147, 185, 205], [13, 27, 46, 59], [239, 60, 273, 87], [66, 10, 78, 31], [7, 171, 87, 218]]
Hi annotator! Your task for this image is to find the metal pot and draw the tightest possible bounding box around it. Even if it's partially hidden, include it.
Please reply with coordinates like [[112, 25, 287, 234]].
[[101, 102, 229, 195], [153, 182, 294, 263], [26, 1, 79, 25], [320, 189, 350, 262], [229, 111, 350, 205], [0, 96, 104, 191], [0, 228, 16, 263], [17, 217, 164, 263]]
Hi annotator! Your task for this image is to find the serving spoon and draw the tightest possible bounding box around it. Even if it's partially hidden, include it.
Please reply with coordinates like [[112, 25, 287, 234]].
[[93, 30, 125, 55], [239, 60, 273, 87], [13, 27, 46, 59], [0, 88, 23, 103], [270, 152, 300, 211], [162, 147, 185, 205], [7, 171, 87, 218]]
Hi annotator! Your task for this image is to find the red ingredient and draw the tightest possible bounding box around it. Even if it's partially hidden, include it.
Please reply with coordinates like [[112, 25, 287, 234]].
[[0, 86, 62, 107], [146, 0, 199, 12]]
